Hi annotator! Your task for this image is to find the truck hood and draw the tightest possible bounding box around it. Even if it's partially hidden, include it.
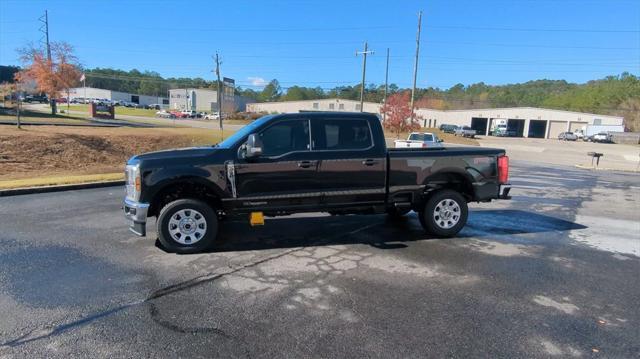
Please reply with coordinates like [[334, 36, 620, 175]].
[[128, 146, 221, 164]]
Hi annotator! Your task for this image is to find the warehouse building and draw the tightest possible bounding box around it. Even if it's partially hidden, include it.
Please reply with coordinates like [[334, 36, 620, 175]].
[[169, 88, 254, 112], [68, 87, 168, 106], [415, 107, 623, 139], [247, 98, 381, 114], [247, 99, 623, 139]]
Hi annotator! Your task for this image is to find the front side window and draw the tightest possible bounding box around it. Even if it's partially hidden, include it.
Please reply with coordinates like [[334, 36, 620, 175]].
[[260, 120, 310, 157], [313, 119, 372, 150]]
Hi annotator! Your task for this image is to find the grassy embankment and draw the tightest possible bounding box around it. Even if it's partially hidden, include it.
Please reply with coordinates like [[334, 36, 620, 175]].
[[0, 125, 228, 189]]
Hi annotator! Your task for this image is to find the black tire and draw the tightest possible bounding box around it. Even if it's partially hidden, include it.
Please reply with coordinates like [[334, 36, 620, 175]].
[[157, 199, 218, 254], [419, 189, 468, 237]]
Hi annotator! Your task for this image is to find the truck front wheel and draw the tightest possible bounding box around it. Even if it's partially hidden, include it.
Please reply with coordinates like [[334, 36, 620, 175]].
[[419, 190, 468, 237], [157, 199, 218, 254]]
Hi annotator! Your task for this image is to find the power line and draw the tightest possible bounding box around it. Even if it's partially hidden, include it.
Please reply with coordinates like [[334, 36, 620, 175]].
[[426, 24, 640, 33]]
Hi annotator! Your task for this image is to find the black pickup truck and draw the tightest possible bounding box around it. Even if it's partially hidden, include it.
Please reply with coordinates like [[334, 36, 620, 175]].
[[124, 112, 511, 253]]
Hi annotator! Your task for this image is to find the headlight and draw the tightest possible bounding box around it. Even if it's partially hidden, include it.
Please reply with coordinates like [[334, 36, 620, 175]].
[[125, 164, 141, 201]]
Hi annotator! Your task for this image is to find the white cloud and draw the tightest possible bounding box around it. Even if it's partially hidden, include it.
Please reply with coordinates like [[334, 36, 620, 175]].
[[247, 77, 267, 87]]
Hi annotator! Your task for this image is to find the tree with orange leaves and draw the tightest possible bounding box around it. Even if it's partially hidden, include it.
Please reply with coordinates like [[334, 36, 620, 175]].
[[380, 91, 421, 138], [16, 42, 81, 114]]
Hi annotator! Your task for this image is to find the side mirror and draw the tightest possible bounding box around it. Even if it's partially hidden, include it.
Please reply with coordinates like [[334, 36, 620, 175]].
[[438, 139, 444, 143], [245, 133, 263, 159]]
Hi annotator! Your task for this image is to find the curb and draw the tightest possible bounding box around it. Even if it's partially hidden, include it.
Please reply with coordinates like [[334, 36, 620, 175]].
[[574, 164, 639, 173], [0, 180, 125, 197]]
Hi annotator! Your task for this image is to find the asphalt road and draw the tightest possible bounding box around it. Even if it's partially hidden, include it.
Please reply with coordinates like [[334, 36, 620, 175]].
[[0, 161, 638, 358]]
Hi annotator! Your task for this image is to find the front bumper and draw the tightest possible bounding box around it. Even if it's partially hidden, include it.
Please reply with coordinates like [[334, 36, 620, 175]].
[[123, 198, 149, 236], [498, 184, 512, 200]]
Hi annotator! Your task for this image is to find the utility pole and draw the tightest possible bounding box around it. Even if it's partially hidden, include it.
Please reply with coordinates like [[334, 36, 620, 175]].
[[356, 42, 373, 112], [39, 10, 54, 114], [16, 93, 21, 129], [214, 52, 223, 132], [410, 11, 422, 121], [383, 48, 390, 122], [44, 10, 51, 61]]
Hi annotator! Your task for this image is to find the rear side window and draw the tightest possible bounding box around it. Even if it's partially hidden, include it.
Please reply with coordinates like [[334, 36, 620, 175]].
[[259, 120, 310, 157], [313, 119, 372, 150]]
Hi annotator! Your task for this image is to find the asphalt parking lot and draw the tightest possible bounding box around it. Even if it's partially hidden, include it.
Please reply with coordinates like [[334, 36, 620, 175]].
[[0, 161, 638, 358]]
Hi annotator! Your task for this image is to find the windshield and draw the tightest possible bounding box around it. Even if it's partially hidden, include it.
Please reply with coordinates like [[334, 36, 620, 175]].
[[215, 115, 275, 148], [409, 133, 434, 142]]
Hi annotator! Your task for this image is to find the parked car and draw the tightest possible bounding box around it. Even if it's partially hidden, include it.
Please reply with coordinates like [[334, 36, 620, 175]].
[[148, 104, 162, 110], [454, 126, 477, 138], [23, 94, 48, 103], [181, 110, 197, 118], [439, 124, 458, 134], [394, 132, 444, 148], [204, 112, 220, 120], [156, 110, 176, 119], [558, 132, 578, 141], [592, 132, 611, 143], [123, 112, 511, 253], [55, 97, 68, 103]]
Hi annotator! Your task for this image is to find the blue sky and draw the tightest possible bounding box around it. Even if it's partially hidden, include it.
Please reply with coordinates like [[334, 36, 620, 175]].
[[1, 0, 639, 90]]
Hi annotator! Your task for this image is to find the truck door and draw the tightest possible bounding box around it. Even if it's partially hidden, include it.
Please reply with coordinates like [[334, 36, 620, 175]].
[[233, 118, 322, 210], [311, 117, 386, 206]]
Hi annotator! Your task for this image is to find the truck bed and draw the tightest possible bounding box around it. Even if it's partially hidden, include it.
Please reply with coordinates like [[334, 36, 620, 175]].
[[387, 146, 506, 202]]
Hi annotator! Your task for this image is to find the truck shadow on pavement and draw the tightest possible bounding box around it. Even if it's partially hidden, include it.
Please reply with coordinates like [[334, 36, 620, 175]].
[[157, 209, 587, 254]]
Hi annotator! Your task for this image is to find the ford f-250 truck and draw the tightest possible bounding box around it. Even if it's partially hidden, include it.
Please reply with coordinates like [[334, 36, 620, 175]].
[[124, 112, 511, 253]]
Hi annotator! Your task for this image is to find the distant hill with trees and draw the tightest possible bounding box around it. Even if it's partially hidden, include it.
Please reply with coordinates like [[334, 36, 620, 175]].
[[1, 65, 637, 130]]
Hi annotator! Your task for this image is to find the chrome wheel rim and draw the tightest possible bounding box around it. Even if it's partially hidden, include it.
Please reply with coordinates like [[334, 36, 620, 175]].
[[433, 199, 461, 229], [168, 209, 207, 245]]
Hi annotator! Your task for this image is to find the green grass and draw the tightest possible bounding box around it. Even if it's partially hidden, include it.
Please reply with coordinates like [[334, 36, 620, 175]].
[[0, 109, 92, 124], [61, 104, 158, 118]]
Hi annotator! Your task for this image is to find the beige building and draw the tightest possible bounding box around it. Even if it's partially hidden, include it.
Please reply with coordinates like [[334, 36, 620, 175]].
[[247, 98, 381, 114], [247, 99, 623, 139], [415, 107, 623, 139]]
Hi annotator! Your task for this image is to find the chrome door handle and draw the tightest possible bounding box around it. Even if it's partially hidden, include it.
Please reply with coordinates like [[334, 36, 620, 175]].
[[362, 159, 378, 166]]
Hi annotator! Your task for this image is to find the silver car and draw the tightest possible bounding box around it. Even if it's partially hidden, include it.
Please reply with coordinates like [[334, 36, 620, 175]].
[[558, 132, 578, 141]]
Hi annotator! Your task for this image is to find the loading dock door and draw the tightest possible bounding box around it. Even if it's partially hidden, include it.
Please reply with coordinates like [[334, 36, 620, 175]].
[[569, 121, 588, 132], [548, 121, 566, 139], [508, 119, 525, 137], [471, 117, 488, 135], [528, 120, 546, 138]]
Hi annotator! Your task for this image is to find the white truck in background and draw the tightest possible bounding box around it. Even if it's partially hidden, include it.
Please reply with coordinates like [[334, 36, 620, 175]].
[[490, 119, 515, 137], [575, 125, 624, 141], [394, 132, 444, 148]]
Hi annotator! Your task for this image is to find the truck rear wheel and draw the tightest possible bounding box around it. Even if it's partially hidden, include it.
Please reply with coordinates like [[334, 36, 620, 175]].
[[157, 199, 218, 254], [419, 190, 468, 237]]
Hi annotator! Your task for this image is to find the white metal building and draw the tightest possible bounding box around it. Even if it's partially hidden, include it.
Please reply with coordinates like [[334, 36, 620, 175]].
[[68, 87, 168, 106], [247, 99, 624, 139], [168, 88, 254, 112]]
